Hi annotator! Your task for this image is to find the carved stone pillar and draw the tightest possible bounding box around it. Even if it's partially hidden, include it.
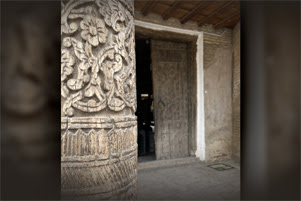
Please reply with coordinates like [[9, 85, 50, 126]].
[[61, 0, 137, 199]]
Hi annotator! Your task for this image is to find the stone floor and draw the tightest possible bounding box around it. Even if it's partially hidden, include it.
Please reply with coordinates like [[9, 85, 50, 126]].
[[137, 159, 240, 200]]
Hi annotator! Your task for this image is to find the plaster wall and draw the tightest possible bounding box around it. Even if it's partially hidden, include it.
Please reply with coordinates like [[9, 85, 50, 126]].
[[203, 30, 233, 162], [232, 22, 240, 162]]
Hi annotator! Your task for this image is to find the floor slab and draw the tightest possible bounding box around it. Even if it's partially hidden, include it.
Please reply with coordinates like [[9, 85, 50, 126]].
[[138, 159, 240, 200]]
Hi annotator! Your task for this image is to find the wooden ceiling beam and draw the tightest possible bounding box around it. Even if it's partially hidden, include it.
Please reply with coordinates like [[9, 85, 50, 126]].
[[142, 0, 158, 16], [180, 0, 209, 24], [162, 0, 182, 20], [198, 0, 235, 26], [213, 11, 240, 29]]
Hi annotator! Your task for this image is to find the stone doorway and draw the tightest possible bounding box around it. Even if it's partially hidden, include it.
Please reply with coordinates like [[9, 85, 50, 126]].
[[135, 29, 198, 162]]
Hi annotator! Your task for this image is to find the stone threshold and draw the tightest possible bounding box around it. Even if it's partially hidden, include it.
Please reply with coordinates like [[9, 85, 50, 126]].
[[138, 157, 201, 170]]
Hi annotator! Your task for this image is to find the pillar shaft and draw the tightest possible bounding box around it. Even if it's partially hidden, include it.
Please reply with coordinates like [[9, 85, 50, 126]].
[[61, 0, 137, 199]]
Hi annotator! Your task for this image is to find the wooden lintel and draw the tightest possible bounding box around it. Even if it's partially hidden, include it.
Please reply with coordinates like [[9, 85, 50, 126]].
[[198, 0, 235, 27], [162, 0, 182, 20], [180, 0, 209, 24], [142, 0, 158, 16], [214, 11, 240, 29]]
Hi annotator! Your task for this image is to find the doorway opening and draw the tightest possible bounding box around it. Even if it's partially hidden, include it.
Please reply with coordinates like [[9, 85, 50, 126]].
[[135, 38, 156, 163], [135, 26, 199, 162]]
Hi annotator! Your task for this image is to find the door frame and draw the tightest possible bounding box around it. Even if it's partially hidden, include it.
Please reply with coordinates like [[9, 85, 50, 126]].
[[135, 20, 206, 161]]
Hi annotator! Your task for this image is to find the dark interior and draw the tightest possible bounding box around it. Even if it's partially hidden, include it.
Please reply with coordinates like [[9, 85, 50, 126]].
[[135, 38, 156, 162]]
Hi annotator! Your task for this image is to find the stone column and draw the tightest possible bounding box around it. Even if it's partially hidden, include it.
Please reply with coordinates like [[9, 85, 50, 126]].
[[61, 0, 137, 199]]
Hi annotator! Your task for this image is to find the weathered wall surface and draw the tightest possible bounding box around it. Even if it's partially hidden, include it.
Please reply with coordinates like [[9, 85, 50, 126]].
[[204, 34, 233, 162], [61, 0, 137, 199], [135, 12, 234, 162], [232, 22, 240, 162]]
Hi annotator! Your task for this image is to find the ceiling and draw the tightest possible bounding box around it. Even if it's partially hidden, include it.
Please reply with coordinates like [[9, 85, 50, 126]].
[[134, 0, 240, 29]]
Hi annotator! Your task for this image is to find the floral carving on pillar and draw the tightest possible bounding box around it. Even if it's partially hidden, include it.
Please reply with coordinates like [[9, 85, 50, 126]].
[[61, 0, 136, 116], [61, 1, 137, 199]]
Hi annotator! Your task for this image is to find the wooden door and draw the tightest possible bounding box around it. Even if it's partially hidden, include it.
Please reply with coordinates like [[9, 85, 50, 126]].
[[151, 40, 189, 160]]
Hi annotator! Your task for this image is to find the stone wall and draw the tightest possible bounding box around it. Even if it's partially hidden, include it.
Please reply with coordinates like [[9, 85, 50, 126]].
[[232, 22, 240, 162], [134, 12, 234, 162]]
